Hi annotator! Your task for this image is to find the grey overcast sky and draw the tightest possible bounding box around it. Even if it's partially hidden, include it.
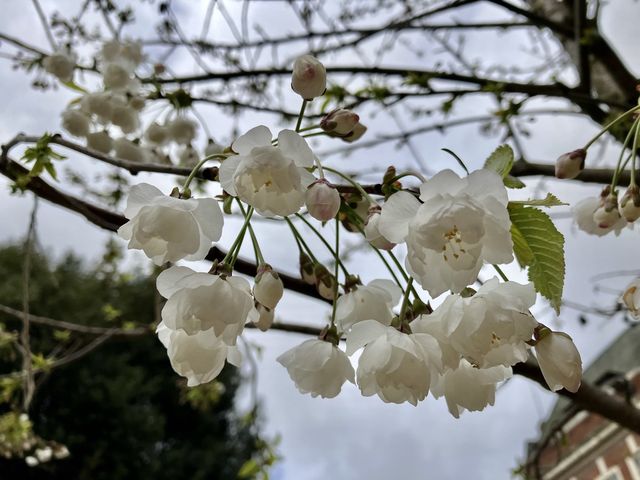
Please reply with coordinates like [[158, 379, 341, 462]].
[[1, 1, 640, 479]]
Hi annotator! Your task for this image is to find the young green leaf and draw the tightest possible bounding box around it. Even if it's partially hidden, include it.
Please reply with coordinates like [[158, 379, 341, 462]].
[[509, 204, 565, 313], [484, 145, 514, 178], [503, 174, 526, 189], [509, 193, 567, 208]]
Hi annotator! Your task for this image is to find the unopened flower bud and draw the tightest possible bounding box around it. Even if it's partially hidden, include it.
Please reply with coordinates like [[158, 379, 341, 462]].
[[619, 185, 640, 222], [555, 148, 586, 179], [364, 205, 395, 250], [342, 122, 367, 143], [254, 264, 284, 310], [535, 329, 582, 393], [321, 109, 360, 135], [314, 264, 336, 300], [291, 55, 326, 100], [593, 192, 621, 228], [253, 304, 275, 331], [299, 252, 316, 285], [305, 179, 341, 221]]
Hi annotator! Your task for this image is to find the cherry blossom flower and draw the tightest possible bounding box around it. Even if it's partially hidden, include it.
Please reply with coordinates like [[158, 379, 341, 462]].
[[335, 279, 401, 331], [555, 149, 586, 179], [574, 196, 627, 236], [378, 169, 513, 297], [364, 206, 395, 250], [157, 266, 256, 345], [117, 183, 223, 265], [277, 339, 355, 398], [157, 321, 241, 387], [411, 279, 537, 369], [86, 131, 113, 154], [168, 117, 197, 145], [431, 359, 512, 418], [219, 126, 316, 217], [253, 264, 284, 310], [305, 179, 341, 221], [61, 109, 90, 137], [346, 320, 442, 405], [43, 50, 75, 82]]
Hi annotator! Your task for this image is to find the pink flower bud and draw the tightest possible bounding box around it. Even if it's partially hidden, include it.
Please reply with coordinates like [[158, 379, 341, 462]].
[[619, 185, 640, 222], [555, 148, 586, 179], [321, 109, 360, 135], [342, 122, 367, 143], [254, 264, 284, 310], [305, 179, 341, 221], [291, 55, 326, 100]]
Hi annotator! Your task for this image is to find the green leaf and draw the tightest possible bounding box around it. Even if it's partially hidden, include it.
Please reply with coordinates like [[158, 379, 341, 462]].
[[238, 459, 261, 478], [509, 193, 567, 208], [484, 145, 514, 178], [503, 174, 526, 189], [62, 80, 89, 94], [508, 204, 565, 313]]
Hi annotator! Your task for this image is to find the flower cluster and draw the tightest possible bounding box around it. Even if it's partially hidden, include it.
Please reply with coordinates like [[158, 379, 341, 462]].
[[47, 40, 222, 166], [94, 51, 584, 414]]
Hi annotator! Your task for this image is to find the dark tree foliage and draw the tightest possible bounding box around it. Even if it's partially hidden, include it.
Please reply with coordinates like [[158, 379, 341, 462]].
[[0, 245, 260, 480]]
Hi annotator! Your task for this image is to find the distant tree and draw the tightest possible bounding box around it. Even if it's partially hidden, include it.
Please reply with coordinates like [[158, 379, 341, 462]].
[[0, 244, 271, 480]]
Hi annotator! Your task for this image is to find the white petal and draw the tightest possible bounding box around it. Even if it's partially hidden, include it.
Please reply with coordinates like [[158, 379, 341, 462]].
[[418, 170, 465, 202], [124, 183, 164, 218], [278, 129, 315, 167], [368, 279, 402, 305], [378, 191, 421, 243], [156, 266, 198, 298], [218, 156, 242, 196], [227, 345, 242, 367], [346, 320, 388, 355], [232, 125, 272, 155]]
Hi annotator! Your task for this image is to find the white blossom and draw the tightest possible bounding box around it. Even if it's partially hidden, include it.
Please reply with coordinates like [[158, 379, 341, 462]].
[[619, 186, 640, 222], [335, 279, 401, 331], [253, 304, 274, 332], [43, 50, 75, 82], [168, 117, 197, 145], [305, 179, 341, 221], [86, 131, 113, 154], [411, 279, 537, 368], [179, 145, 199, 167], [346, 320, 442, 405], [117, 183, 224, 265], [80, 92, 113, 123], [277, 339, 354, 398], [291, 55, 326, 100], [157, 321, 241, 387], [219, 126, 316, 217], [61, 109, 90, 137], [102, 62, 134, 90], [35, 447, 52, 463], [378, 169, 513, 297], [431, 359, 512, 418], [110, 104, 139, 134], [113, 138, 147, 162], [574, 196, 627, 236], [535, 330, 582, 393], [157, 266, 256, 345], [144, 122, 170, 146]]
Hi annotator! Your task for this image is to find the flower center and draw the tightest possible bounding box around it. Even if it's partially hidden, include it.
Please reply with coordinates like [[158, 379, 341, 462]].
[[441, 226, 468, 263]]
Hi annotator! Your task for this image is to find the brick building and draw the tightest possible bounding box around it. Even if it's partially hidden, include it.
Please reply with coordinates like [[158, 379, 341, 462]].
[[525, 325, 640, 479]]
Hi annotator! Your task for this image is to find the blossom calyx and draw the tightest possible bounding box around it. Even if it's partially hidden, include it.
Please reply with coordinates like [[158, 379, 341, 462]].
[[555, 148, 586, 179], [299, 252, 316, 285], [314, 264, 336, 300], [593, 192, 621, 228], [305, 179, 341, 221], [291, 55, 326, 100], [254, 264, 284, 310], [534, 328, 582, 393], [320, 109, 360, 135]]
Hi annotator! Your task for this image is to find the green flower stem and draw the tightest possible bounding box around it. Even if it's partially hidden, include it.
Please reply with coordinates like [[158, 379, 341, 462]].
[[330, 217, 340, 327], [297, 123, 321, 133], [630, 119, 640, 187], [398, 277, 414, 323], [301, 131, 328, 139], [285, 217, 319, 263], [181, 153, 228, 192], [295, 100, 308, 132], [583, 105, 640, 150], [237, 200, 264, 265], [611, 116, 640, 190], [294, 213, 349, 277], [223, 206, 255, 266], [492, 264, 510, 282], [322, 166, 375, 204], [387, 250, 422, 300], [389, 171, 426, 184]]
